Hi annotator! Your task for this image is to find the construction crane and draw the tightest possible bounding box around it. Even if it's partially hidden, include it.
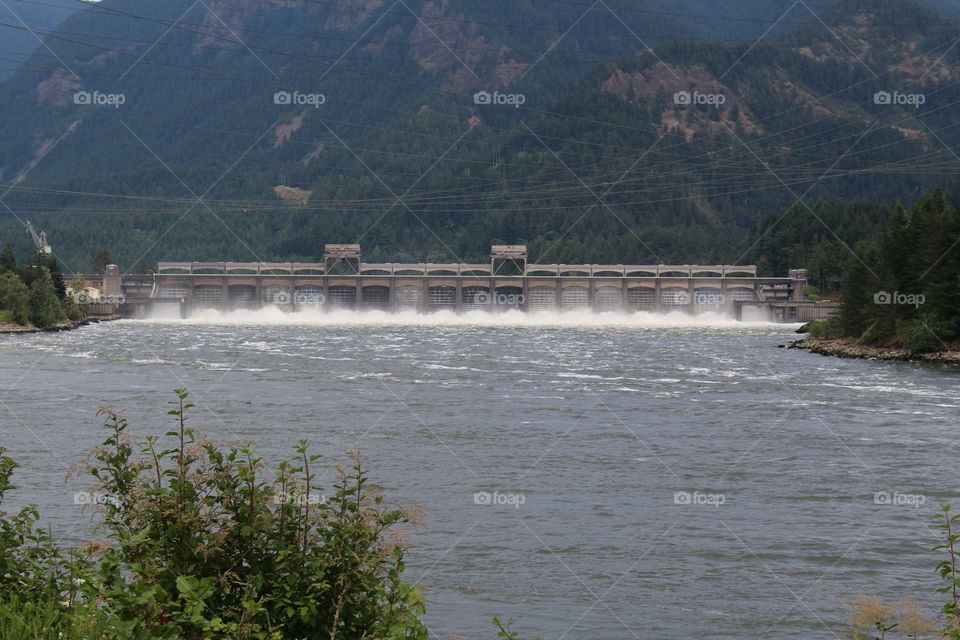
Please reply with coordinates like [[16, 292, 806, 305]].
[[25, 221, 52, 255]]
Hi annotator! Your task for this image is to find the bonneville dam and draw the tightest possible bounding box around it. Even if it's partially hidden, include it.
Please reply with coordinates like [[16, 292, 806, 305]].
[[80, 245, 829, 322]]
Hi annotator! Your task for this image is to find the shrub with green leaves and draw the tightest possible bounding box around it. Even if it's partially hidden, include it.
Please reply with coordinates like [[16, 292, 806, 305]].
[[0, 391, 429, 639]]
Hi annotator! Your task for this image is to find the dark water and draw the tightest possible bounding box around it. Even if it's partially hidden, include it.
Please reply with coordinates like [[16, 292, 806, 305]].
[[1, 310, 958, 639]]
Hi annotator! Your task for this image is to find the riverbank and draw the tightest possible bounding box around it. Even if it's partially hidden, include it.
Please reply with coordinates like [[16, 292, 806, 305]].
[[0, 318, 103, 335], [790, 337, 960, 363]]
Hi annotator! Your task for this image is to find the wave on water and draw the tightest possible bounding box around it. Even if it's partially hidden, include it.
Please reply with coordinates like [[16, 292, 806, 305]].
[[135, 306, 794, 330]]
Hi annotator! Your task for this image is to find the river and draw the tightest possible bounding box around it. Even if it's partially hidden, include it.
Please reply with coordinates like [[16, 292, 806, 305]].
[[1, 308, 958, 639]]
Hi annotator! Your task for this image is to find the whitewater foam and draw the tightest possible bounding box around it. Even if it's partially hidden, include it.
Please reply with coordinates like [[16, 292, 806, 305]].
[[134, 306, 792, 330]]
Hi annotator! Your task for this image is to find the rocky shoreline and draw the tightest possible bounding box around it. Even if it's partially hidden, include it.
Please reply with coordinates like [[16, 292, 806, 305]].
[[0, 318, 105, 335], [790, 337, 960, 363]]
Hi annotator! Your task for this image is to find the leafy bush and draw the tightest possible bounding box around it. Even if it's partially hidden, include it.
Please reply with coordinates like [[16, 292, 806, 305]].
[[897, 318, 948, 354], [803, 285, 822, 302], [804, 316, 842, 339], [0, 391, 428, 639], [807, 320, 826, 337]]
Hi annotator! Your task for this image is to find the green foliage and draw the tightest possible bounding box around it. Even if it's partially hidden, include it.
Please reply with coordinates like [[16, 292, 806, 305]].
[[28, 267, 65, 328], [0, 271, 30, 324], [806, 320, 826, 337], [835, 187, 960, 351], [93, 247, 112, 274], [800, 316, 842, 339], [0, 249, 79, 327], [0, 243, 15, 273], [746, 201, 891, 294], [63, 274, 87, 322], [0, 391, 429, 639], [935, 505, 960, 638], [896, 319, 947, 354], [0, 446, 80, 611]]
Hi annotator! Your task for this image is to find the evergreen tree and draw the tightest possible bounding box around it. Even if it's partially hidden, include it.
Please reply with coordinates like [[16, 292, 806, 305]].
[[837, 244, 877, 339], [835, 186, 960, 350], [93, 247, 112, 274], [0, 271, 30, 325], [0, 244, 15, 273], [28, 267, 64, 328], [18, 252, 66, 300], [42, 254, 66, 300]]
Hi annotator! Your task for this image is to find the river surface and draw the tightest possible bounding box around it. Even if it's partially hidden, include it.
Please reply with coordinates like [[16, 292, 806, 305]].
[[1, 308, 958, 639]]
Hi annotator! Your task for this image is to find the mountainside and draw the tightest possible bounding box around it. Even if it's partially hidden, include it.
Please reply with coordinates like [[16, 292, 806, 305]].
[[0, 0, 80, 82], [647, 0, 960, 41], [920, 0, 960, 22], [0, 0, 958, 272]]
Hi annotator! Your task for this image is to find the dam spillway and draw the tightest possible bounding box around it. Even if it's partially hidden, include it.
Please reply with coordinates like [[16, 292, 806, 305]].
[[89, 245, 824, 321]]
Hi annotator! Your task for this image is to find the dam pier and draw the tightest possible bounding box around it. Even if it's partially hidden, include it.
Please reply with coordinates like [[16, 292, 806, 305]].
[[85, 245, 832, 321]]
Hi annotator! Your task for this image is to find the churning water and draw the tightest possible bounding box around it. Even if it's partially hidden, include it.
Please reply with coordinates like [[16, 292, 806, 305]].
[[2, 309, 959, 639]]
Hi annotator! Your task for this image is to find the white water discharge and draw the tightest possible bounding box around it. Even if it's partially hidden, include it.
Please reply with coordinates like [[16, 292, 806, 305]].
[[144, 305, 789, 330]]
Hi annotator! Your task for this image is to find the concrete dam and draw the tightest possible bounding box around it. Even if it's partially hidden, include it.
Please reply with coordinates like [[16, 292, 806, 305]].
[[88, 245, 830, 322]]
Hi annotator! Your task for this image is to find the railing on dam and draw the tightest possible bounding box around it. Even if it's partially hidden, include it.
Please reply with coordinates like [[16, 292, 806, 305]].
[[157, 261, 760, 278]]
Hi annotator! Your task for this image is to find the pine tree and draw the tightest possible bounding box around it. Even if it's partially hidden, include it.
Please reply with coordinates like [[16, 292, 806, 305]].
[[41, 254, 66, 300], [93, 246, 113, 274], [0, 271, 31, 325], [28, 267, 64, 328], [0, 244, 15, 273], [837, 186, 960, 349], [917, 195, 960, 339], [837, 244, 877, 339]]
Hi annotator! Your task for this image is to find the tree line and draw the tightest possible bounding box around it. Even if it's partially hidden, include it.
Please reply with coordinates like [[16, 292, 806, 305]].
[[0, 243, 84, 328], [813, 187, 960, 352]]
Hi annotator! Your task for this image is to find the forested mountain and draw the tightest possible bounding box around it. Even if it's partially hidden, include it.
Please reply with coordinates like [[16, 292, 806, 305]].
[[919, 0, 960, 22], [0, 0, 79, 82], [646, 0, 960, 41], [0, 0, 957, 273]]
